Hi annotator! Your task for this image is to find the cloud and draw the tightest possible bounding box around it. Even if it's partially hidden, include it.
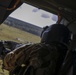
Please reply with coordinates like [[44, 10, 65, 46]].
[[52, 14, 58, 21], [41, 13, 50, 18], [32, 8, 39, 12]]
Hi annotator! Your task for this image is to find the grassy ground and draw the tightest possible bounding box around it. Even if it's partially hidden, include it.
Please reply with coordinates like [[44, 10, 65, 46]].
[[0, 24, 41, 75], [0, 60, 9, 75], [0, 24, 41, 43]]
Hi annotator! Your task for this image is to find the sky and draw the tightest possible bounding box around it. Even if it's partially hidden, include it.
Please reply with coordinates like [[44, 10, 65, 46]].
[[9, 3, 57, 28]]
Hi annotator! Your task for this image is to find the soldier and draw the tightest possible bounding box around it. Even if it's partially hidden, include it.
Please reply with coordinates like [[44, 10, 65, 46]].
[[41, 24, 72, 75], [3, 24, 72, 75]]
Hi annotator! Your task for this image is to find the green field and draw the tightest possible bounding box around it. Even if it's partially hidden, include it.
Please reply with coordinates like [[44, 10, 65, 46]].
[[0, 24, 41, 43], [0, 24, 41, 75], [0, 60, 9, 75]]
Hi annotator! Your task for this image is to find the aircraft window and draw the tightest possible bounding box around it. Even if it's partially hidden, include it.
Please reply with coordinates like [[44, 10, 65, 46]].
[[0, 3, 57, 43], [9, 3, 57, 28]]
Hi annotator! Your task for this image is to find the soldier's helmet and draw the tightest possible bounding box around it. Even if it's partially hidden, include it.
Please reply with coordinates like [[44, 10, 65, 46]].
[[41, 24, 72, 45]]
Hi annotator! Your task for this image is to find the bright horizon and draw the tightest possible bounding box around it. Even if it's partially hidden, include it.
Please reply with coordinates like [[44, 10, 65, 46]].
[[9, 3, 57, 28]]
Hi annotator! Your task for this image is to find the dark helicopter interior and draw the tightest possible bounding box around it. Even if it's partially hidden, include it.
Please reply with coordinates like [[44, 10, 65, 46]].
[[0, 0, 75, 75]]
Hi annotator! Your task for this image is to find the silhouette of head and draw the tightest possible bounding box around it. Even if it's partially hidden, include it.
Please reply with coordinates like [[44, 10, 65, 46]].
[[41, 24, 72, 45]]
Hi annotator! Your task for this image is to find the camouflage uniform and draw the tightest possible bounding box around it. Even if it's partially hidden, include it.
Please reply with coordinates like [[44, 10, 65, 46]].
[[3, 43, 68, 75]]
